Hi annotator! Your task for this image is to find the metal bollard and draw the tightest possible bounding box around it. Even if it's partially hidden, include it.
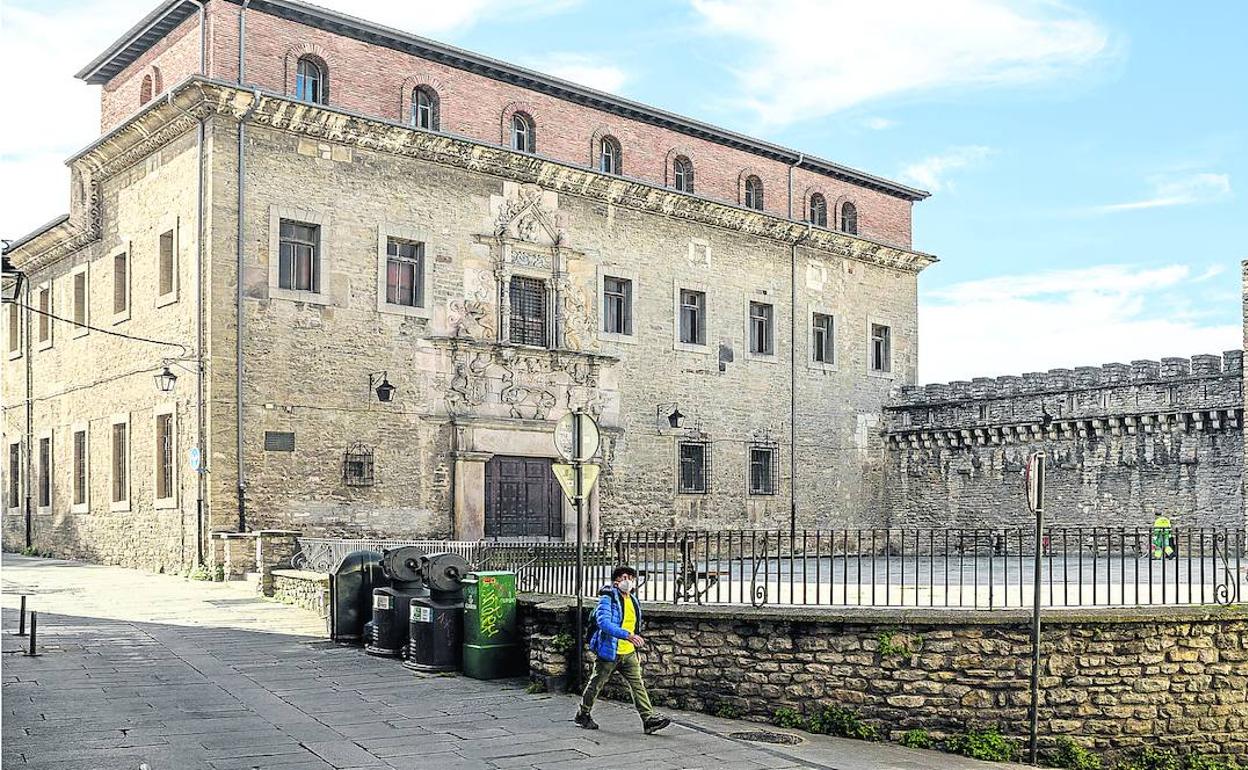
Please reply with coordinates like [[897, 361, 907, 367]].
[[25, 612, 38, 657], [17, 595, 27, 636]]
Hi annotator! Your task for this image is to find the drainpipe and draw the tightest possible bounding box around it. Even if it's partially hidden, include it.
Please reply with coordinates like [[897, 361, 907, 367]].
[[191, 0, 206, 73], [236, 0, 257, 533], [23, 279, 32, 549], [788, 153, 804, 541]]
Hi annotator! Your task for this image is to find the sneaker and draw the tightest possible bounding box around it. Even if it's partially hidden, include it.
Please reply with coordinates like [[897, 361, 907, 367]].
[[643, 716, 671, 735], [574, 711, 599, 730]]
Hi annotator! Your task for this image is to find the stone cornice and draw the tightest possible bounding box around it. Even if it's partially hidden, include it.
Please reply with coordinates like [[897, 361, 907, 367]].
[[8, 78, 939, 276]]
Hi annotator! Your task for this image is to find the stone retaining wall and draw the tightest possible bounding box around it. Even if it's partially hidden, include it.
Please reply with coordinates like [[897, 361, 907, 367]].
[[520, 596, 1248, 763], [270, 569, 330, 620]]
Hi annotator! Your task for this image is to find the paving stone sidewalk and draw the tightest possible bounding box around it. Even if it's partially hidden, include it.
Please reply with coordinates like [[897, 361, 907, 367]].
[[1, 554, 1027, 769]]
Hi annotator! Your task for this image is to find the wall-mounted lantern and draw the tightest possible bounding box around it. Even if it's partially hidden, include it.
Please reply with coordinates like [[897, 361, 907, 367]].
[[1, 256, 24, 303], [154, 366, 178, 393], [656, 403, 684, 430], [369, 371, 396, 403]]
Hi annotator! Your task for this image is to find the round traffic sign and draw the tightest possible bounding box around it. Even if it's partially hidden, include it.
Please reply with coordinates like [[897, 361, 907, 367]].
[[554, 411, 600, 462]]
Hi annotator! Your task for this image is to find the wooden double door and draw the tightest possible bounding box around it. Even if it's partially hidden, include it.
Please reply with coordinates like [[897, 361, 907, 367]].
[[484, 456, 563, 539]]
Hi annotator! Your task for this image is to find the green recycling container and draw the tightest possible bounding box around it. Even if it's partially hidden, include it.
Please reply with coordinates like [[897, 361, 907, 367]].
[[462, 571, 524, 679]]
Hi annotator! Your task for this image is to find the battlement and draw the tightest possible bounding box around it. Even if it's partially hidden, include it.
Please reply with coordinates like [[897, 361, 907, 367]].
[[892, 351, 1243, 407]]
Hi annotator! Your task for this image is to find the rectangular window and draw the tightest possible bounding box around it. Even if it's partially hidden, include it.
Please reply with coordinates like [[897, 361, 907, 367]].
[[385, 237, 424, 308], [812, 313, 835, 363], [678, 441, 710, 494], [113, 251, 129, 315], [7, 443, 20, 509], [111, 421, 128, 504], [155, 413, 174, 501], [749, 445, 777, 495], [508, 276, 547, 347], [37, 436, 51, 508], [73, 430, 87, 507], [158, 230, 176, 298], [870, 323, 892, 373], [679, 289, 705, 345], [36, 285, 51, 344], [73, 271, 88, 331], [9, 301, 22, 354], [603, 276, 632, 336], [278, 220, 320, 292], [749, 301, 774, 356]]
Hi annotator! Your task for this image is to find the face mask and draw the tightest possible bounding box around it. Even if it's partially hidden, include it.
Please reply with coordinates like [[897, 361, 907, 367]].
[[618, 579, 635, 593]]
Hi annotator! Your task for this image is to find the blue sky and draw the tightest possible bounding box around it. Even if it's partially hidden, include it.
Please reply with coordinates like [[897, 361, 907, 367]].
[[2, 0, 1243, 382]]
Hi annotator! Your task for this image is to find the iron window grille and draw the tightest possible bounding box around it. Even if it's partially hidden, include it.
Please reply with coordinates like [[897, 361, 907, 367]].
[[278, 220, 320, 292], [679, 289, 706, 345], [678, 440, 711, 494], [841, 201, 858, 235], [509, 276, 548, 347], [749, 443, 778, 495], [673, 156, 694, 193], [744, 176, 764, 210], [412, 86, 438, 130], [343, 443, 375, 487], [155, 414, 174, 500], [870, 323, 892, 373], [809, 194, 828, 227], [812, 313, 835, 363], [749, 301, 774, 355], [385, 237, 425, 308], [603, 276, 632, 335], [295, 57, 326, 103]]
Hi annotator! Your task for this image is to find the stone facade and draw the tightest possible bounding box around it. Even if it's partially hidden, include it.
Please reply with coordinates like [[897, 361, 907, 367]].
[[883, 354, 1245, 530], [521, 595, 1248, 763], [2, 75, 930, 570]]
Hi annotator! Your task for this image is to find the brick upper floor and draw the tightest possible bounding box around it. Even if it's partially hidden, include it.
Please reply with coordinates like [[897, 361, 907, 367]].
[[78, 0, 926, 250]]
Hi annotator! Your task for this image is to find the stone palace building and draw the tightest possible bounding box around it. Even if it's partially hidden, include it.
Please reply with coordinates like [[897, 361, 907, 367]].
[[1, 0, 935, 571]]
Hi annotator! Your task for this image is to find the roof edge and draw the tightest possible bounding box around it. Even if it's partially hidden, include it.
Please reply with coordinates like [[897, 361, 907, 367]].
[[75, 0, 191, 82], [2, 214, 71, 257]]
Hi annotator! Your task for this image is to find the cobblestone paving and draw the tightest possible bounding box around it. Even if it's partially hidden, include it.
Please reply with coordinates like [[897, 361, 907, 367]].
[[2, 554, 1025, 769]]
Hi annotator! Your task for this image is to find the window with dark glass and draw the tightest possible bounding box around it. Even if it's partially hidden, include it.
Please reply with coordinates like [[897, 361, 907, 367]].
[[870, 323, 892, 373], [749, 445, 776, 495], [603, 276, 632, 335], [678, 441, 710, 494], [73, 430, 87, 506], [744, 176, 763, 210], [679, 289, 705, 345], [812, 313, 834, 363], [749, 301, 773, 356], [673, 156, 694, 193], [159, 230, 175, 297], [385, 238, 424, 308], [7, 443, 19, 509], [599, 136, 621, 174], [809, 193, 828, 227], [841, 201, 858, 235], [112, 422, 128, 503], [511, 113, 535, 152], [278, 220, 320, 292], [508, 276, 547, 346], [295, 57, 326, 103], [155, 413, 174, 501], [73, 271, 87, 328], [37, 436, 50, 508], [412, 86, 438, 130], [113, 251, 128, 314]]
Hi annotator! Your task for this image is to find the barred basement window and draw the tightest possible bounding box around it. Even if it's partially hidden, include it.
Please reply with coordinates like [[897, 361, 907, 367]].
[[509, 276, 547, 347], [343, 443, 375, 486], [749, 444, 778, 495], [678, 441, 710, 494]]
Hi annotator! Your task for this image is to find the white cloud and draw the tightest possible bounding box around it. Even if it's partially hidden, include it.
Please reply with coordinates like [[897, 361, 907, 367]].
[[1093, 172, 1232, 213], [899, 145, 996, 192], [526, 53, 630, 93], [311, 0, 582, 36], [690, 0, 1113, 126], [918, 264, 1239, 383], [863, 117, 896, 131]]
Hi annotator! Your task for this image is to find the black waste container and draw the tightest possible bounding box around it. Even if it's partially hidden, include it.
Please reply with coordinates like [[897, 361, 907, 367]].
[[403, 552, 469, 672], [365, 546, 429, 658], [329, 549, 383, 643]]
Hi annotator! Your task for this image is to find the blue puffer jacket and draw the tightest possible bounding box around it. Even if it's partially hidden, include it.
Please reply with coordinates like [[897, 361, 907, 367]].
[[588, 585, 642, 662]]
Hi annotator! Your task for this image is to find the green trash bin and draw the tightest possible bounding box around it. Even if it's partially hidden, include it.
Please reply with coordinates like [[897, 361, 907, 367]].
[[462, 571, 524, 679]]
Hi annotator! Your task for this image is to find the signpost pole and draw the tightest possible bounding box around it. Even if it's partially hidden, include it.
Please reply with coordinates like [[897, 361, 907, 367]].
[[573, 409, 585, 693], [1027, 452, 1046, 765]]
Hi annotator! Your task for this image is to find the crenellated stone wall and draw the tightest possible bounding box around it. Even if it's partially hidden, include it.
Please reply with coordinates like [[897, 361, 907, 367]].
[[883, 353, 1244, 530]]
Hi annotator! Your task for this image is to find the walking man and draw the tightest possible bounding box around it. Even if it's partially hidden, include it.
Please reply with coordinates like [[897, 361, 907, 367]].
[[575, 566, 671, 734]]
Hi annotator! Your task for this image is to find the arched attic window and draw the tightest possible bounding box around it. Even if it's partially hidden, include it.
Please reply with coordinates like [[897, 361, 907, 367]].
[[412, 86, 439, 130], [295, 56, 327, 104], [139, 75, 153, 106], [840, 201, 858, 235], [809, 193, 828, 227], [511, 112, 536, 152], [599, 135, 622, 175], [744, 175, 764, 211], [673, 156, 694, 193]]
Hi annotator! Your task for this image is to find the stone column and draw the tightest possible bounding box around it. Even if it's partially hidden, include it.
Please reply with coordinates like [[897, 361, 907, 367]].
[[454, 451, 492, 540]]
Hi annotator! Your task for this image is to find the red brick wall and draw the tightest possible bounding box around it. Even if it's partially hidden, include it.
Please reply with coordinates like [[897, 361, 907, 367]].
[[100, 13, 203, 132], [100, 2, 914, 248]]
